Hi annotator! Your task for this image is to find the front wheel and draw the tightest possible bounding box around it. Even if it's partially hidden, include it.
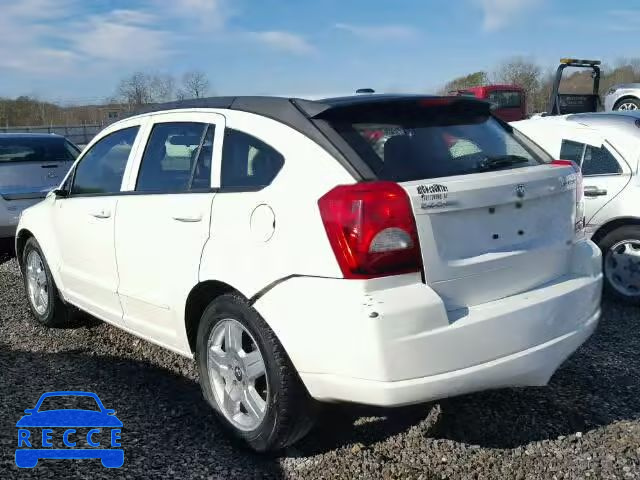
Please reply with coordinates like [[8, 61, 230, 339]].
[[614, 98, 640, 111], [21, 237, 70, 327], [599, 225, 640, 304], [196, 293, 316, 452]]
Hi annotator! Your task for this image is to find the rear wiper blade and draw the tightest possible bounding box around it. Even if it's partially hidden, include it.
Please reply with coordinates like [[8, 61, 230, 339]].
[[477, 155, 530, 172]]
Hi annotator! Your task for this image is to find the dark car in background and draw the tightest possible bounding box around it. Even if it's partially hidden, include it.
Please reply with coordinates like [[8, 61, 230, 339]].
[[0, 134, 79, 252]]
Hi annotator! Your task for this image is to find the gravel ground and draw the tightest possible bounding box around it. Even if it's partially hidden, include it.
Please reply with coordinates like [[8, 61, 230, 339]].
[[1, 256, 639, 479]]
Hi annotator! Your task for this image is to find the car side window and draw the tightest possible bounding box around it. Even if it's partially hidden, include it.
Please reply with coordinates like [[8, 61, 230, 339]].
[[136, 122, 214, 192], [559, 140, 586, 164], [220, 129, 284, 188], [71, 126, 139, 195], [582, 145, 622, 176], [560, 139, 622, 176]]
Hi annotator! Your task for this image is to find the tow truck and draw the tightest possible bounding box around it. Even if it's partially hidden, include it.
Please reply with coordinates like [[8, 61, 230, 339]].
[[546, 58, 602, 115]]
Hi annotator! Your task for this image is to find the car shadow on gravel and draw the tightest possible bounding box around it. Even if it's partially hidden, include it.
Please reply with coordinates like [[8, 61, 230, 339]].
[[427, 299, 640, 449], [0, 348, 285, 479], [0, 239, 15, 265]]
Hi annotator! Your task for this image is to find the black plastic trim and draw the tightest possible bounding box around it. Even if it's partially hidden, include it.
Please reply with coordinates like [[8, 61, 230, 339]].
[[62, 184, 270, 199], [1, 192, 49, 201]]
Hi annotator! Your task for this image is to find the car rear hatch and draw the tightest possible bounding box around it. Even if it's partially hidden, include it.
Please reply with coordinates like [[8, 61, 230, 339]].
[[401, 165, 576, 309], [312, 96, 580, 309], [0, 136, 77, 202]]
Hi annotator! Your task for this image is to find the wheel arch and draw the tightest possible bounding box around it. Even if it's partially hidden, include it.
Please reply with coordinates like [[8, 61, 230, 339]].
[[591, 216, 640, 245], [613, 95, 640, 110], [184, 280, 243, 353], [15, 228, 35, 268]]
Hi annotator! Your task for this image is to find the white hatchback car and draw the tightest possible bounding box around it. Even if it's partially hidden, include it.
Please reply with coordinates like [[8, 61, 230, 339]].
[[513, 112, 640, 303], [16, 95, 602, 451]]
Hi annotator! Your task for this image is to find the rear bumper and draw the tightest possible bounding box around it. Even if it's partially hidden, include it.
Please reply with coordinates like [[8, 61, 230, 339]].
[[301, 308, 599, 406], [0, 197, 44, 239], [0, 206, 21, 239], [254, 240, 602, 406]]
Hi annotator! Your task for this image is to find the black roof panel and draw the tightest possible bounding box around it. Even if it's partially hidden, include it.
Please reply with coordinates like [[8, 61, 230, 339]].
[[136, 94, 480, 119], [133, 94, 489, 182]]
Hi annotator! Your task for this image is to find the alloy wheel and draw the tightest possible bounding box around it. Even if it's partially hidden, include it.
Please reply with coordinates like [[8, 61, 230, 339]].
[[207, 319, 268, 431], [605, 239, 640, 298], [25, 250, 49, 315], [616, 102, 639, 111]]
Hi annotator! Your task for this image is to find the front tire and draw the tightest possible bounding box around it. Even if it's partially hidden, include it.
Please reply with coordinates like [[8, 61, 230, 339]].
[[598, 225, 640, 304], [196, 293, 315, 452], [21, 237, 69, 327]]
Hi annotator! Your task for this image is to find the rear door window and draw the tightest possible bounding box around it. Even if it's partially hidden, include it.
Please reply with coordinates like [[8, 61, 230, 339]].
[[136, 122, 214, 192], [559, 140, 585, 164], [323, 100, 550, 182], [560, 139, 622, 176]]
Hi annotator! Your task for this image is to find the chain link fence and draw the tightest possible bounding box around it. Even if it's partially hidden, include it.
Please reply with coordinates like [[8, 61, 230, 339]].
[[0, 124, 103, 147]]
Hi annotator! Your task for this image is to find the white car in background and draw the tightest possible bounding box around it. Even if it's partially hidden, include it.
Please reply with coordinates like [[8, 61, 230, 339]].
[[604, 84, 640, 112], [513, 111, 640, 303], [16, 95, 602, 451]]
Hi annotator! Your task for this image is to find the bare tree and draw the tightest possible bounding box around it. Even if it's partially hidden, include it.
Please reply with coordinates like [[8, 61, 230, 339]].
[[439, 71, 488, 94], [150, 74, 176, 103], [181, 70, 211, 99], [492, 57, 542, 113], [116, 72, 178, 107], [493, 57, 541, 93], [117, 72, 153, 107]]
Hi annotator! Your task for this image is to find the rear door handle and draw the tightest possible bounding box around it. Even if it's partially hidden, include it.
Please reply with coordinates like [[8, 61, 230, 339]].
[[89, 209, 111, 219], [172, 213, 202, 223], [41, 164, 59, 169], [584, 186, 608, 197]]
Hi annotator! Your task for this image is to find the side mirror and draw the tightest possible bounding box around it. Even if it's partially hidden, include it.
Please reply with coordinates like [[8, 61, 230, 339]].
[[52, 189, 69, 198], [105, 409, 116, 415], [24, 409, 35, 414]]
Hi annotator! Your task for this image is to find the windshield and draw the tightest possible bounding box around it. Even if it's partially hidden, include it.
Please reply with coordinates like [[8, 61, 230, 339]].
[[325, 102, 551, 182], [37, 395, 101, 412], [0, 137, 79, 163]]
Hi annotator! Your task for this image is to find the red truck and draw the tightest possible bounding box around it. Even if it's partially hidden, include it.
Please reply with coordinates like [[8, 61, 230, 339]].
[[450, 85, 526, 122]]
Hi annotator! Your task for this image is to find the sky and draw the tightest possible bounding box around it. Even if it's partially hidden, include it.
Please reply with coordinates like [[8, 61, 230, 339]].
[[1, 0, 639, 104]]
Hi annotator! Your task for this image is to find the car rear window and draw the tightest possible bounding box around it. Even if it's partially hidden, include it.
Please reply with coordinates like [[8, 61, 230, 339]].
[[322, 99, 551, 182], [0, 137, 79, 163]]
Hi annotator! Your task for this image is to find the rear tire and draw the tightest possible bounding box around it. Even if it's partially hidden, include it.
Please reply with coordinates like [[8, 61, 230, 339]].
[[196, 293, 316, 452], [598, 225, 640, 304], [614, 97, 640, 111], [21, 237, 70, 327]]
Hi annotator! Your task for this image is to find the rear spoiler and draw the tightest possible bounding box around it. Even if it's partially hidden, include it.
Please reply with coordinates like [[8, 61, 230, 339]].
[[294, 96, 492, 119]]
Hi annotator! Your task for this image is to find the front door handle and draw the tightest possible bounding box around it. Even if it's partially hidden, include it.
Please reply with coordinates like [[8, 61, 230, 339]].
[[89, 209, 111, 219], [584, 186, 608, 197], [172, 213, 202, 223]]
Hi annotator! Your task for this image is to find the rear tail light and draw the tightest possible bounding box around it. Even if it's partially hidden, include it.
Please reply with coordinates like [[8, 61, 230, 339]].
[[318, 181, 422, 279], [552, 160, 584, 235]]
